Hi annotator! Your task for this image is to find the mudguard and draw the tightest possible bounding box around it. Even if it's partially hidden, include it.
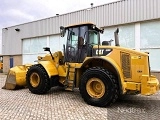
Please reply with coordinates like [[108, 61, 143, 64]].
[[38, 61, 59, 77]]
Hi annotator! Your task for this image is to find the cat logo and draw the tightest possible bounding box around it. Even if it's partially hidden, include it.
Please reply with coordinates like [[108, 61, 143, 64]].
[[96, 49, 104, 55], [95, 49, 112, 55]]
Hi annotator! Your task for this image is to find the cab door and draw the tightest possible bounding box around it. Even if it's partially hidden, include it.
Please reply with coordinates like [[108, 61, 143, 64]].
[[65, 28, 79, 62]]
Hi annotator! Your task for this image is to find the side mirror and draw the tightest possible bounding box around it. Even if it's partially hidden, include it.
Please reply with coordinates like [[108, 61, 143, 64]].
[[43, 47, 50, 51], [60, 26, 66, 37]]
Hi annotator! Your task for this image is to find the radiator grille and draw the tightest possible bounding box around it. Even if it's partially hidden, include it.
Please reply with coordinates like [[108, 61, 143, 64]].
[[121, 52, 131, 78]]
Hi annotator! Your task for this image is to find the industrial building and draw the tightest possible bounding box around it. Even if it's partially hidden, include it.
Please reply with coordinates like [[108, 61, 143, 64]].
[[2, 0, 160, 79]]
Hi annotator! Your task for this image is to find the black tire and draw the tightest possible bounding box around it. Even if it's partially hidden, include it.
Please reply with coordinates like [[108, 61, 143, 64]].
[[79, 67, 119, 107], [26, 64, 51, 94]]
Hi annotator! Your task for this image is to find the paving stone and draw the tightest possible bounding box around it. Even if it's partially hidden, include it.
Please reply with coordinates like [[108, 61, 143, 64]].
[[0, 74, 160, 120]]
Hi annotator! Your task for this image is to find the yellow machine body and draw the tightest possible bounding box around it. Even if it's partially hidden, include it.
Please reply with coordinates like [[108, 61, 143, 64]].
[[4, 47, 159, 95]]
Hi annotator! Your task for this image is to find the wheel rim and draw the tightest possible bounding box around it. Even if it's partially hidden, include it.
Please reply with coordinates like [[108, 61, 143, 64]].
[[86, 77, 105, 98], [30, 72, 40, 87]]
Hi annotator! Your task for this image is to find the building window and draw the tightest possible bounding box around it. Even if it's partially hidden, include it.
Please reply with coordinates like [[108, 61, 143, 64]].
[[102, 24, 135, 48], [49, 35, 61, 52], [22, 37, 47, 64], [23, 37, 47, 54], [140, 20, 160, 71]]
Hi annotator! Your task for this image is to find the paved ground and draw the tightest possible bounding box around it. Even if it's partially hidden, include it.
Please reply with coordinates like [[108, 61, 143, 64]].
[[0, 74, 160, 120]]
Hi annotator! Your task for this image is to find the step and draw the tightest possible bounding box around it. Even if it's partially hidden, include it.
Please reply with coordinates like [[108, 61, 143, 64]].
[[65, 87, 74, 91], [65, 80, 74, 91], [65, 80, 74, 87]]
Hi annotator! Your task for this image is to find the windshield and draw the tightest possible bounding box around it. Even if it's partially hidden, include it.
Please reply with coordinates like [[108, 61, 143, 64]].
[[88, 31, 99, 45]]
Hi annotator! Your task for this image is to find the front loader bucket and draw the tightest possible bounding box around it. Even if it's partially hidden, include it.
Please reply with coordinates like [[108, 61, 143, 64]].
[[2, 64, 32, 90]]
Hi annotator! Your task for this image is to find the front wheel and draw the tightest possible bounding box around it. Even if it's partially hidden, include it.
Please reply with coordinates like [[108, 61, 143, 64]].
[[26, 64, 51, 94], [79, 67, 119, 107]]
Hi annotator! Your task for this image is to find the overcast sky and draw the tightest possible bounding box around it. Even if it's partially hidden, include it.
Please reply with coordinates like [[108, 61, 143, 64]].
[[0, 0, 118, 54]]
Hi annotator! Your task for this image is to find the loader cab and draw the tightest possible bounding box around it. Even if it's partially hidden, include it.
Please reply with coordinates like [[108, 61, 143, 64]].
[[60, 23, 104, 63]]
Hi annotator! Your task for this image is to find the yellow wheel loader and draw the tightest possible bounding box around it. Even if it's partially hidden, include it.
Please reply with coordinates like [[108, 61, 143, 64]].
[[3, 23, 159, 107]]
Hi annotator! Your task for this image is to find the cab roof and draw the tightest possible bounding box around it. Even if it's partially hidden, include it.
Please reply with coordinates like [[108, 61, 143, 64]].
[[65, 22, 95, 28], [65, 22, 104, 33]]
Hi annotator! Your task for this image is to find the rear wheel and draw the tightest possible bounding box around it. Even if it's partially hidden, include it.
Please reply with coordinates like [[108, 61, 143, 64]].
[[79, 67, 119, 107], [26, 64, 51, 94]]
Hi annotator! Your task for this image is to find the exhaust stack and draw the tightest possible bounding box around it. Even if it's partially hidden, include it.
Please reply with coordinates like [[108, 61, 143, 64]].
[[114, 28, 120, 46]]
